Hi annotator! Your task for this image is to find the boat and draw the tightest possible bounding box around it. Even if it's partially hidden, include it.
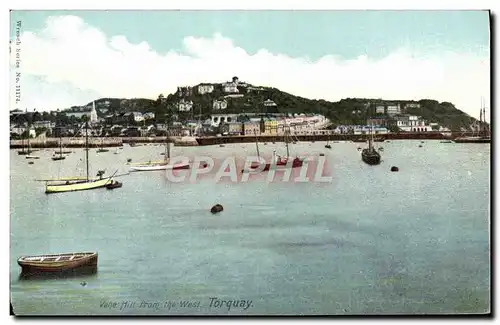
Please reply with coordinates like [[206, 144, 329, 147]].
[[244, 119, 303, 172], [242, 130, 271, 173], [96, 138, 109, 153], [361, 123, 381, 165], [39, 122, 120, 194], [454, 98, 491, 144], [52, 133, 67, 161], [18, 252, 98, 274], [17, 116, 38, 155], [129, 135, 190, 172], [440, 140, 454, 143], [106, 181, 122, 189], [26, 155, 40, 160], [325, 133, 332, 149]]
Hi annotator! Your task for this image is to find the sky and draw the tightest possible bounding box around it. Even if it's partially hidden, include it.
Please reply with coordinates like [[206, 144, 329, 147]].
[[8, 10, 490, 119]]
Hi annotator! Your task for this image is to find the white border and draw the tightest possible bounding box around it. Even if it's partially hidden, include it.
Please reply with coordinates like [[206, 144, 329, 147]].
[[3, 1, 497, 324]]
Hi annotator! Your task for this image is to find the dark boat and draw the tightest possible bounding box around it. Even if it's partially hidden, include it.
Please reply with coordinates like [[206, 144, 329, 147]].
[[106, 181, 122, 189], [17, 121, 38, 155], [325, 134, 332, 149], [454, 99, 491, 144], [96, 138, 109, 152], [17, 252, 98, 274], [52, 133, 67, 161], [361, 124, 381, 165]]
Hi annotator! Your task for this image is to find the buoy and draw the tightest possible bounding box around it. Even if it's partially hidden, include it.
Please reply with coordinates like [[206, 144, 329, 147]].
[[319, 153, 325, 156], [418, 145, 423, 148], [80, 281, 87, 287], [391, 166, 399, 172], [127, 158, 132, 163], [211, 204, 224, 214], [28, 161, 34, 165]]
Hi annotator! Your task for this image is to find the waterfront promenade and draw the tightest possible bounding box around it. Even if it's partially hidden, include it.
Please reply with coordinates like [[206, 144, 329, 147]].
[[10, 131, 483, 149]]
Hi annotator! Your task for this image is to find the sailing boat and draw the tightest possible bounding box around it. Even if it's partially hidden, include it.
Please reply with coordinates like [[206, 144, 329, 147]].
[[19, 130, 39, 157], [39, 122, 117, 194], [274, 121, 303, 168], [129, 134, 189, 171], [325, 132, 332, 149], [24, 127, 40, 159], [242, 130, 271, 173], [52, 133, 66, 161], [361, 123, 381, 165], [454, 97, 491, 144], [96, 138, 109, 153]]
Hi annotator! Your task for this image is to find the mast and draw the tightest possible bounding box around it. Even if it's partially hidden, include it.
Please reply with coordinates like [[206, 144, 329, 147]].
[[85, 121, 89, 181], [254, 130, 260, 158], [59, 131, 62, 156], [369, 123, 374, 151], [165, 131, 171, 162], [284, 115, 290, 158]]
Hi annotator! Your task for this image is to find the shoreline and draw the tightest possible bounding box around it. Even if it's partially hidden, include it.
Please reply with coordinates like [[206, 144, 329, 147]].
[[9, 132, 489, 149]]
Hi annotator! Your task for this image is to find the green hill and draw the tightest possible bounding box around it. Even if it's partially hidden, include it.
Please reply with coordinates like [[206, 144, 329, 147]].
[[78, 82, 479, 131]]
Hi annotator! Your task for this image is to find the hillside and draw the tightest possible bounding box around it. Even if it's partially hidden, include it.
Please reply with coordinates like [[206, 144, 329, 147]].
[[75, 82, 479, 131]]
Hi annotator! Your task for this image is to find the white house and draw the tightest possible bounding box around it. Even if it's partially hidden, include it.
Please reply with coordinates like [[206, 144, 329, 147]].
[[177, 99, 193, 112], [198, 84, 214, 95], [131, 112, 144, 123], [223, 82, 239, 93], [213, 99, 228, 110], [375, 105, 385, 114], [263, 99, 277, 107], [387, 104, 401, 115], [406, 102, 421, 109], [210, 114, 238, 127], [222, 76, 240, 93]]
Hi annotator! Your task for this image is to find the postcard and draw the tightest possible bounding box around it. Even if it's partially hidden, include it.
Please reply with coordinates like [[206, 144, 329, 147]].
[[9, 10, 490, 316]]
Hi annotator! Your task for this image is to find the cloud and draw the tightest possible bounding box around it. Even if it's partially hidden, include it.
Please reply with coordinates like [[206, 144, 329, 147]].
[[10, 15, 490, 120]]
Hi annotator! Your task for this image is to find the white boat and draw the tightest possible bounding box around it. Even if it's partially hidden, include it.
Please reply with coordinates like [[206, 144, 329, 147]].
[[26, 155, 40, 159], [39, 120, 122, 194], [129, 136, 189, 172], [130, 162, 190, 171]]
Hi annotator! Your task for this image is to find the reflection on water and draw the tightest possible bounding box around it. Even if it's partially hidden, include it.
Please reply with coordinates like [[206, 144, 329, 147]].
[[18, 267, 98, 281]]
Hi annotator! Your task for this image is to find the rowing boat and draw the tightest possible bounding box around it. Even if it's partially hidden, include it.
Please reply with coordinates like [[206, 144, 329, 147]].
[[17, 252, 98, 273]]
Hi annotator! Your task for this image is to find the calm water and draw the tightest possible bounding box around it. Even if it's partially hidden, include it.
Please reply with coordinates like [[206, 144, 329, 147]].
[[10, 141, 490, 315]]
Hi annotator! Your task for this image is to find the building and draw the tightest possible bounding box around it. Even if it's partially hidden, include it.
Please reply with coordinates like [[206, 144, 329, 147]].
[[197, 84, 214, 95], [210, 114, 238, 127], [387, 104, 401, 115], [130, 112, 144, 123], [263, 99, 277, 107], [263, 118, 278, 135], [395, 115, 432, 132], [143, 112, 155, 120], [367, 118, 388, 127], [177, 86, 193, 97], [242, 122, 260, 136], [213, 99, 228, 111], [222, 76, 240, 93], [406, 102, 421, 109], [375, 105, 385, 114], [33, 120, 56, 129], [177, 99, 193, 112], [224, 94, 244, 99], [220, 122, 243, 135]]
